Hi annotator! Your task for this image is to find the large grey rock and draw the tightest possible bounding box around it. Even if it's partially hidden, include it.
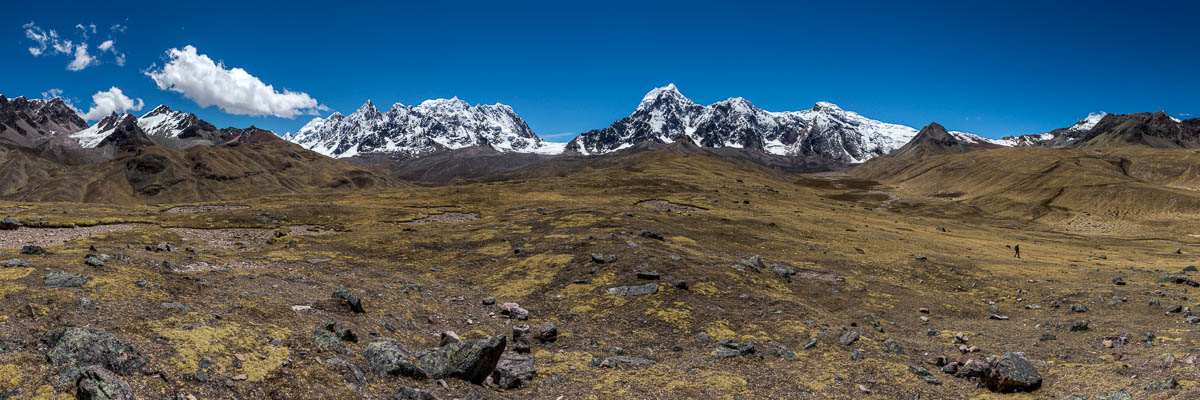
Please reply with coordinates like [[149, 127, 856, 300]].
[[491, 353, 536, 389], [42, 328, 146, 376], [606, 283, 658, 296], [0, 217, 22, 230], [75, 365, 133, 400], [983, 352, 1042, 392], [45, 272, 90, 288], [364, 335, 508, 385], [364, 338, 424, 378], [417, 335, 507, 384]]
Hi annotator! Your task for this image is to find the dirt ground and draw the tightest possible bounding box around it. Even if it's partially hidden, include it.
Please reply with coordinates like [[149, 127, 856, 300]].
[[1, 148, 1198, 399]]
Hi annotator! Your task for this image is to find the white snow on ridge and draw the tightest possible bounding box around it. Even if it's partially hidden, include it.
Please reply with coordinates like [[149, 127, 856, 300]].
[[949, 130, 1016, 147], [289, 97, 556, 158], [1069, 111, 1107, 132]]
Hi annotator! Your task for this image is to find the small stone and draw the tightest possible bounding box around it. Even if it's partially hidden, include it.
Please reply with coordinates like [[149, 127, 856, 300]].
[[1112, 277, 1126, 285], [1070, 304, 1088, 313], [606, 283, 658, 296], [636, 271, 660, 280], [500, 303, 529, 320], [513, 325, 531, 354], [839, 330, 860, 346], [535, 322, 558, 343], [481, 296, 495, 305], [439, 331, 461, 347], [1069, 320, 1089, 332]]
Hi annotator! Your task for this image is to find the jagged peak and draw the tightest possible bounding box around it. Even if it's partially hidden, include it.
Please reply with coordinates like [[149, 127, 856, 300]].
[[353, 100, 378, 115], [637, 83, 693, 110]]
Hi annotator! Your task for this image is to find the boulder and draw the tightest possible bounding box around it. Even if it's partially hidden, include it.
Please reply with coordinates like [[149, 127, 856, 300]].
[[490, 353, 536, 389], [45, 272, 90, 288], [332, 285, 365, 313], [982, 352, 1042, 392], [417, 335, 507, 384], [42, 328, 146, 376], [0, 217, 22, 230], [21, 245, 49, 255], [75, 365, 134, 400], [364, 338, 424, 378]]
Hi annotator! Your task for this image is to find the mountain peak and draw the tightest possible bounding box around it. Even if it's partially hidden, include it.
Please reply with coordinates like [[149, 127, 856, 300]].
[[812, 101, 843, 112], [142, 104, 174, 118], [637, 84, 692, 110], [354, 100, 378, 115]]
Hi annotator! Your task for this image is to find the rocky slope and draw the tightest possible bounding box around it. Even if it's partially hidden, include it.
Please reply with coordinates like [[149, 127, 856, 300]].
[[565, 84, 924, 163], [289, 98, 560, 158], [0, 95, 88, 148], [1002, 111, 1200, 149]]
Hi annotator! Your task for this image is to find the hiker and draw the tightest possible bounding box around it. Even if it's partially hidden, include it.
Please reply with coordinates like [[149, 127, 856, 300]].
[[1013, 244, 1020, 259]]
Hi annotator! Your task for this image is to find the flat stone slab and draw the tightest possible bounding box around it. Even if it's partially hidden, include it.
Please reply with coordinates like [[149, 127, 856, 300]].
[[606, 283, 658, 296]]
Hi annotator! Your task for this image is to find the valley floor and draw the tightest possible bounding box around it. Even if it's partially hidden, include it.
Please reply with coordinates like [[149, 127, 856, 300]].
[[1, 149, 1197, 399]]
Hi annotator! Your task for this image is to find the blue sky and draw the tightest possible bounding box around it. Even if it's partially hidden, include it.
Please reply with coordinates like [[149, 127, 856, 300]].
[[3, 1, 1198, 141]]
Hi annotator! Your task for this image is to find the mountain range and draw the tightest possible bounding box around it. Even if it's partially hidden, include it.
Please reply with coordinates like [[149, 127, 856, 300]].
[[0, 94, 393, 202], [288, 98, 561, 159]]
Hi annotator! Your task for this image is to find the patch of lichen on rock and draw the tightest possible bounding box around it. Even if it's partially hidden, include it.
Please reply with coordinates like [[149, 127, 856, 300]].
[[488, 253, 574, 299], [156, 321, 291, 382]]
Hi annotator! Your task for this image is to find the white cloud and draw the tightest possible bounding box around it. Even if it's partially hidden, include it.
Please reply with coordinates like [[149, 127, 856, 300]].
[[80, 87, 144, 120], [110, 24, 126, 33], [144, 45, 326, 118], [67, 43, 96, 71], [21, 21, 124, 71]]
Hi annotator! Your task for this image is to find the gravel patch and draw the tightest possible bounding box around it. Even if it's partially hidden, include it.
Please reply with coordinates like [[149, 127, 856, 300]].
[[169, 228, 274, 249], [163, 205, 249, 213], [637, 200, 705, 213], [0, 224, 139, 249], [406, 213, 480, 224], [171, 261, 266, 273]]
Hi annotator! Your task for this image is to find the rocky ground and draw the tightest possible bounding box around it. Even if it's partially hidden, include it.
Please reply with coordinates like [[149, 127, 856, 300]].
[[1, 147, 1199, 399]]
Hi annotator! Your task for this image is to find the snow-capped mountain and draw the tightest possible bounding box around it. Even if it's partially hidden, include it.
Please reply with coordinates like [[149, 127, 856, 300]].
[[136, 105, 224, 142], [288, 98, 560, 158], [1002, 112, 1108, 147], [70, 112, 132, 148], [564, 84, 923, 163]]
